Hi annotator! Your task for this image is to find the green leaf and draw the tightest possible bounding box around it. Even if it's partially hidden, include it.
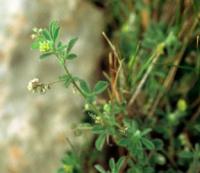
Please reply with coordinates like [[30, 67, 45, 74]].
[[95, 164, 106, 173], [92, 126, 105, 134], [178, 151, 194, 159], [39, 52, 53, 59], [118, 138, 128, 147], [79, 80, 91, 96], [66, 53, 77, 60], [116, 157, 125, 171], [42, 29, 51, 40], [94, 81, 108, 94], [95, 133, 106, 151], [67, 37, 78, 53], [141, 138, 155, 150], [53, 26, 60, 41], [61, 152, 78, 166], [141, 128, 152, 136], [49, 21, 60, 41], [109, 158, 116, 172]]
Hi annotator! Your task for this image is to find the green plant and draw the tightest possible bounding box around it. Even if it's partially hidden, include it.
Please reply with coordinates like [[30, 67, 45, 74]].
[[95, 157, 125, 173], [29, 0, 200, 172]]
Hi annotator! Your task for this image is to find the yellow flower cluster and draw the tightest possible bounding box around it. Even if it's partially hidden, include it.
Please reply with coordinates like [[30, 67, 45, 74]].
[[39, 41, 52, 53]]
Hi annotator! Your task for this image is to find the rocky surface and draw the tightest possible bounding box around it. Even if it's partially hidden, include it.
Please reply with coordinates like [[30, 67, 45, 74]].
[[0, 0, 104, 172]]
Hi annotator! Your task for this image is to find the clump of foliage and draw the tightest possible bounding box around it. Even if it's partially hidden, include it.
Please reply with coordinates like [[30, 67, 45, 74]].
[[29, 0, 200, 172]]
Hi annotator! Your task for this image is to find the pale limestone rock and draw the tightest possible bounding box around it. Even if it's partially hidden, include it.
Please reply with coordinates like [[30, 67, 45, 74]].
[[0, 0, 104, 173]]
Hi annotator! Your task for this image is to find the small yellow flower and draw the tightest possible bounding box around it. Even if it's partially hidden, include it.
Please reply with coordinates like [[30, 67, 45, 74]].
[[39, 41, 52, 53]]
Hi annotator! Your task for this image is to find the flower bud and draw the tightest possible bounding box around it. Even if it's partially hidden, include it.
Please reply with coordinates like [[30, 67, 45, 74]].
[[177, 99, 187, 112], [155, 153, 166, 165], [39, 41, 52, 53]]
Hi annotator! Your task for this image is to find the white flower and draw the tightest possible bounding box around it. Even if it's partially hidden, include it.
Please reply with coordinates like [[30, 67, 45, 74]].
[[27, 78, 50, 93], [31, 34, 37, 39], [27, 78, 40, 91], [31, 27, 43, 40]]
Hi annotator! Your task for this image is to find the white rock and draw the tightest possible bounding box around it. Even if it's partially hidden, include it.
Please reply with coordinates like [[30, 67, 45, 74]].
[[0, 0, 104, 173]]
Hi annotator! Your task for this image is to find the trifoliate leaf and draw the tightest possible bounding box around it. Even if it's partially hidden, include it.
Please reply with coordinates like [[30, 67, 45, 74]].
[[59, 75, 72, 88]]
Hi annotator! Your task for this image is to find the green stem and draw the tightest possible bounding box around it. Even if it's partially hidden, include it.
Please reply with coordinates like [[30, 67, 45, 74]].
[[47, 80, 61, 85], [63, 64, 86, 98], [63, 63, 102, 116], [54, 51, 102, 117]]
